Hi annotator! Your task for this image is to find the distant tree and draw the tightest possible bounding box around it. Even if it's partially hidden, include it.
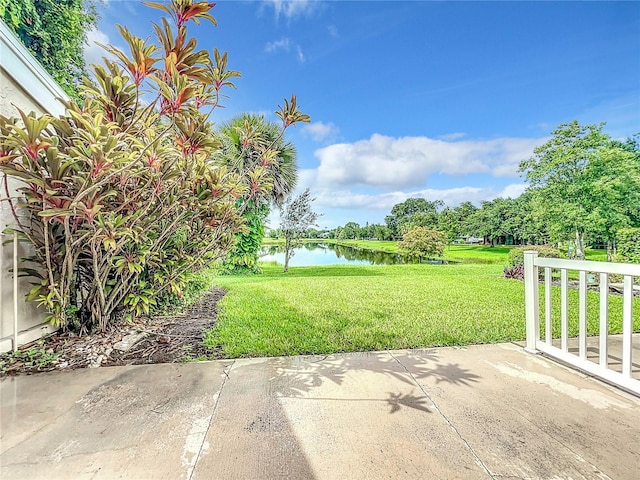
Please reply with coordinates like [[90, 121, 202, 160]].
[[507, 192, 549, 245], [280, 189, 319, 272], [372, 223, 393, 240], [453, 201, 478, 237], [438, 208, 459, 247], [466, 198, 507, 246], [340, 221, 361, 239], [401, 210, 441, 234], [1, 0, 98, 98], [385, 198, 443, 238], [397, 227, 446, 261], [361, 222, 373, 239]]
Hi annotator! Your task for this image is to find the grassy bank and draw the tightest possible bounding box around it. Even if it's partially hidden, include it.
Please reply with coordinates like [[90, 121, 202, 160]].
[[205, 263, 640, 358]]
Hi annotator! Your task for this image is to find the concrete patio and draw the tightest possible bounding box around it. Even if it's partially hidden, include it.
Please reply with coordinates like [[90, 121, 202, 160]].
[[1, 342, 639, 479]]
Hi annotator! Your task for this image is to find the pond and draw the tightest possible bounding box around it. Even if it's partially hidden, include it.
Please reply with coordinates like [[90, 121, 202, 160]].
[[259, 242, 447, 267]]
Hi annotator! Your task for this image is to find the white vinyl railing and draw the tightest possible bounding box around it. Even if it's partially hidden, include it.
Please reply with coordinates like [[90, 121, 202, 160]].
[[0, 231, 19, 351], [0, 231, 56, 353], [524, 250, 640, 395]]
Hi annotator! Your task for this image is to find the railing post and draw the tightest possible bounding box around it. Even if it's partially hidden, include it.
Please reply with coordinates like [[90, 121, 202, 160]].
[[0, 233, 3, 350], [13, 230, 19, 352], [524, 251, 539, 353]]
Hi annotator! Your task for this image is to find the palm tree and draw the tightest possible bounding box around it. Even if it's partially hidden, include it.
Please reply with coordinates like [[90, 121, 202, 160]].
[[214, 113, 298, 272]]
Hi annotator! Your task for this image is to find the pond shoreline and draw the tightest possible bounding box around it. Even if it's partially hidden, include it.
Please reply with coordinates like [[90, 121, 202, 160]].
[[261, 239, 511, 266]]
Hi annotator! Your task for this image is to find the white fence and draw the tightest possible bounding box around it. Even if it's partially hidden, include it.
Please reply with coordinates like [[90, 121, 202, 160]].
[[523, 251, 640, 395], [0, 232, 56, 352], [0, 231, 19, 351]]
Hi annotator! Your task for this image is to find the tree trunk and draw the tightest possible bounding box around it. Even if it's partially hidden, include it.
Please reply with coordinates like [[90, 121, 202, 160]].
[[283, 236, 291, 273], [575, 230, 585, 260], [606, 240, 613, 262]]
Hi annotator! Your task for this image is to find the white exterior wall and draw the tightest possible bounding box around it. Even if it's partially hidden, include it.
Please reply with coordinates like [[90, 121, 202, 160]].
[[0, 20, 68, 352]]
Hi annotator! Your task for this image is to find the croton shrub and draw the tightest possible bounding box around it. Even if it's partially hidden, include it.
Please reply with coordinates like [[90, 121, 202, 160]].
[[0, 0, 308, 332]]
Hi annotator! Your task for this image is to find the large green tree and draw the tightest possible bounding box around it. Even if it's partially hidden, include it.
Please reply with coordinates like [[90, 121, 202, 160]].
[[586, 142, 640, 259], [519, 121, 639, 259], [216, 113, 301, 273], [0, 0, 97, 98]]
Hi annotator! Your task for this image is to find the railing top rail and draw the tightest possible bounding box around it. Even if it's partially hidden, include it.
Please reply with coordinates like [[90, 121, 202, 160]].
[[529, 254, 640, 276]]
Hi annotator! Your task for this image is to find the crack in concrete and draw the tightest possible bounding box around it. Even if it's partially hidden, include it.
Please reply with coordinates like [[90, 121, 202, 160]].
[[187, 360, 235, 480], [388, 351, 495, 479]]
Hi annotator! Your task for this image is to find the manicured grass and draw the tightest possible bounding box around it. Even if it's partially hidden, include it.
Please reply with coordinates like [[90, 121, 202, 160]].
[[205, 263, 640, 358], [442, 245, 512, 264], [584, 248, 608, 262]]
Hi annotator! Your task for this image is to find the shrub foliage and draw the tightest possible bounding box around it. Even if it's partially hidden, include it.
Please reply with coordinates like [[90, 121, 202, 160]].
[[507, 245, 565, 268], [616, 228, 640, 264], [0, 1, 308, 332], [503, 265, 524, 280], [397, 226, 446, 260]]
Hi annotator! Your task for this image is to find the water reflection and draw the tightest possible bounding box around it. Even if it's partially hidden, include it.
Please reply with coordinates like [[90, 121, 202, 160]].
[[259, 242, 446, 267]]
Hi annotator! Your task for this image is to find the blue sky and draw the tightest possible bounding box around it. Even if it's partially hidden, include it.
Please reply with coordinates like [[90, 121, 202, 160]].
[[86, 1, 640, 228]]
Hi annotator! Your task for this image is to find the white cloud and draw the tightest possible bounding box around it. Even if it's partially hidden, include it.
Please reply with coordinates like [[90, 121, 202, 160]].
[[311, 186, 519, 211], [265, 37, 291, 53], [328, 25, 338, 37], [313, 133, 543, 189], [265, 38, 305, 63], [302, 121, 339, 142], [265, 0, 322, 20], [83, 28, 112, 67], [498, 183, 527, 199]]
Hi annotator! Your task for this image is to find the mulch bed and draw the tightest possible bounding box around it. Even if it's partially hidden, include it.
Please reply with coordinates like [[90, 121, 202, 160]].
[[0, 288, 226, 376]]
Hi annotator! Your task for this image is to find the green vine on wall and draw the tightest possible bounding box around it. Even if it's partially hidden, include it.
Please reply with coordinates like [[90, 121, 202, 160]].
[[0, 0, 97, 99]]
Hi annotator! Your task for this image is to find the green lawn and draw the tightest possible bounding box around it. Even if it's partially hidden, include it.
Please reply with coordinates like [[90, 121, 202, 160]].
[[205, 263, 640, 358]]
